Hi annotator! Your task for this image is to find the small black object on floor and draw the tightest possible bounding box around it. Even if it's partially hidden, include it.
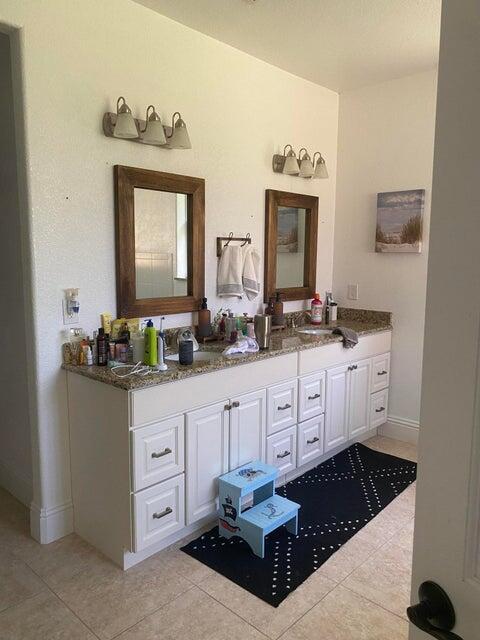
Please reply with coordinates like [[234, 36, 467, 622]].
[[181, 443, 416, 607]]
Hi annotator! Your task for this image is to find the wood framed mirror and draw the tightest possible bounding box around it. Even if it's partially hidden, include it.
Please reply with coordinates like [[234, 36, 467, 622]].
[[115, 165, 205, 317], [264, 189, 318, 302]]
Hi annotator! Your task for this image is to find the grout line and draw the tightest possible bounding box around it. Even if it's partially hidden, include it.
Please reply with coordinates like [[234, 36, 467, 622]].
[[340, 583, 410, 623]]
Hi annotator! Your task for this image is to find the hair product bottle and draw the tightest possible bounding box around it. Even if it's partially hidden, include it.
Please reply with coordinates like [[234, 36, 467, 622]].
[[143, 319, 158, 366], [97, 328, 108, 366], [311, 293, 323, 325]]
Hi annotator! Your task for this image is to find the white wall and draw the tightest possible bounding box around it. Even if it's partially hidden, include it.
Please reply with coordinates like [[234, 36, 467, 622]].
[[0, 32, 32, 505], [333, 71, 437, 434], [0, 0, 338, 541]]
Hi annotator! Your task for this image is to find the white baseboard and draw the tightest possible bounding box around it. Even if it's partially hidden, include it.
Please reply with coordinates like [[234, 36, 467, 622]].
[[379, 415, 419, 445], [30, 500, 74, 544], [0, 459, 32, 506]]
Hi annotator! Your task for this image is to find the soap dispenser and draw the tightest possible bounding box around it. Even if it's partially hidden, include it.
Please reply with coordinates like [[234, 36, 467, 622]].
[[197, 297, 212, 338]]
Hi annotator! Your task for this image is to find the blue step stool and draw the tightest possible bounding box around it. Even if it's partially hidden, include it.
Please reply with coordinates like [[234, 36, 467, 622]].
[[218, 460, 300, 558]]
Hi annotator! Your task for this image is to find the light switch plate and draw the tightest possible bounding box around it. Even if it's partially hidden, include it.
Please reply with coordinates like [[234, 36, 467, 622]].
[[347, 284, 359, 300]]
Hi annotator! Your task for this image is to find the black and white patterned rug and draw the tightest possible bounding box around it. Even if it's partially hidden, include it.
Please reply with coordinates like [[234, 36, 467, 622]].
[[181, 442, 416, 607]]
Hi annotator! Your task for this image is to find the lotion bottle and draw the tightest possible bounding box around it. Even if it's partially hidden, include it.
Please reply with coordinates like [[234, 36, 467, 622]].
[[311, 293, 323, 325]]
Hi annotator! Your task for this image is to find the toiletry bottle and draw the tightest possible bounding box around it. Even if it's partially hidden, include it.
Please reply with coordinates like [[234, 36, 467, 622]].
[[311, 293, 323, 325], [198, 298, 212, 338], [265, 297, 275, 315], [218, 313, 227, 340], [272, 291, 284, 326], [143, 319, 158, 366], [91, 330, 98, 365], [97, 328, 108, 366]]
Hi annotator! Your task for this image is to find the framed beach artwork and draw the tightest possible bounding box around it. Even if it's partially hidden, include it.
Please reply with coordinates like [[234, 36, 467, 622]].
[[375, 189, 425, 253]]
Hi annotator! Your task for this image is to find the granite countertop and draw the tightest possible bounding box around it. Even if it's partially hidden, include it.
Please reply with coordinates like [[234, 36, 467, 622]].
[[63, 309, 392, 392]]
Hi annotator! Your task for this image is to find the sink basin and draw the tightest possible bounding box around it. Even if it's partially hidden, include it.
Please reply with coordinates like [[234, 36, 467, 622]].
[[296, 328, 333, 336], [165, 351, 223, 363]]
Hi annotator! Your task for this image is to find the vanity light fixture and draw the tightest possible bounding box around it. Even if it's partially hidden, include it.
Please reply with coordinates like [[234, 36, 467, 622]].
[[272, 145, 328, 179], [298, 148, 314, 178], [166, 112, 192, 149], [313, 152, 329, 179], [140, 105, 167, 146], [113, 97, 139, 139], [103, 97, 191, 149]]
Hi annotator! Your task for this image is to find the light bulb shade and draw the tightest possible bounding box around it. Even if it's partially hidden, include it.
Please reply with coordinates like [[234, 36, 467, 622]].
[[169, 116, 191, 149], [142, 119, 167, 145], [314, 159, 329, 179], [283, 154, 299, 175], [114, 111, 138, 139], [299, 158, 314, 178]]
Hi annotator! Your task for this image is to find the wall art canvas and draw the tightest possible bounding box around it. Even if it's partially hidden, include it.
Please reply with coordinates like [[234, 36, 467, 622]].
[[375, 189, 424, 253], [277, 207, 299, 253]]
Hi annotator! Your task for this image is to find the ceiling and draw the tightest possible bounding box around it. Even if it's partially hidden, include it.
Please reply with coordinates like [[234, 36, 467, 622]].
[[133, 0, 441, 92]]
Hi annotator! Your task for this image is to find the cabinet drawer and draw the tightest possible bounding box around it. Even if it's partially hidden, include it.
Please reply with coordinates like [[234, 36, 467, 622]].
[[298, 372, 326, 422], [297, 415, 324, 467], [370, 389, 389, 428], [267, 379, 297, 435], [371, 353, 390, 393], [133, 474, 185, 552], [266, 426, 297, 475], [132, 415, 184, 491]]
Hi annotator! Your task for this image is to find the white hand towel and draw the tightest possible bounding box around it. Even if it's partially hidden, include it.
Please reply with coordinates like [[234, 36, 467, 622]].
[[242, 245, 261, 301], [217, 245, 243, 298]]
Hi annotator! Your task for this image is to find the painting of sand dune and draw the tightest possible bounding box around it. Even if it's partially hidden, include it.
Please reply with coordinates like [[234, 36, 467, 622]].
[[375, 189, 424, 253]]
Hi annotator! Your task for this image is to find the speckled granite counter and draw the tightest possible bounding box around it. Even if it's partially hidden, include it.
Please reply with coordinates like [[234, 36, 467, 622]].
[[63, 309, 392, 391]]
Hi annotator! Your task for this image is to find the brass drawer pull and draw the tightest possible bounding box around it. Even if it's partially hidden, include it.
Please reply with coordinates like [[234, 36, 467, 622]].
[[307, 436, 320, 444], [277, 450, 291, 459], [152, 506, 172, 519], [151, 447, 172, 459], [378, 370, 388, 376], [278, 403, 292, 411], [375, 407, 385, 413], [307, 393, 321, 400]]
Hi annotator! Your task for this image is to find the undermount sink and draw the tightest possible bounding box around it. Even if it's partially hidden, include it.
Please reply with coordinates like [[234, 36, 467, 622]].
[[296, 327, 333, 336], [165, 350, 223, 363]]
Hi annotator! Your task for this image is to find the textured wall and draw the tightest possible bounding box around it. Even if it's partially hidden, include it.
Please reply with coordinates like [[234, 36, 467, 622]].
[[333, 70, 437, 427], [0, 0, 338, 538]]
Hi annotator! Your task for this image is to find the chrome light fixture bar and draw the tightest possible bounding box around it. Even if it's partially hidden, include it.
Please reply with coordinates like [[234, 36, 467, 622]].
[[272, 145, 328, 179], [103, 96, 191, 149]]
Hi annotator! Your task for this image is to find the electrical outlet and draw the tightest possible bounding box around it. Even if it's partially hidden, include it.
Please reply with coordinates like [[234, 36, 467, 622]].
[[63, 288, 80, 325], [347, 284, 359, 300]]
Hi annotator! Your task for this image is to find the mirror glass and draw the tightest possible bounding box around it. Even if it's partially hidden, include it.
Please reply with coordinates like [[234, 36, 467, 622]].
[[275, 206, 306, 288], [134, 188, 188, 299]]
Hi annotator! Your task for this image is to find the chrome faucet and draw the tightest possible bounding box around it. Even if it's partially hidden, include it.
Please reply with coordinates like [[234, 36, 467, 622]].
[[290, 311, 311, 328], [176, 327, 199, 351]]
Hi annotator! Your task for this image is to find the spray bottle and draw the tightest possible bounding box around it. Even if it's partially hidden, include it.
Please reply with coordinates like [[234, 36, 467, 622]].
[[143, 319, 158, 366]]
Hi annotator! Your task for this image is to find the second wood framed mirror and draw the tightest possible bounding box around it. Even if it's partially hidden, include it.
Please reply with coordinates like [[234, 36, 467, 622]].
[[115, 165, 205, 318], [264, 189, 318, 302]]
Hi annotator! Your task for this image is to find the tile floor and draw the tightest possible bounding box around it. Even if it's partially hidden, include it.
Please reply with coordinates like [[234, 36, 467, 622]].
[[0, 435, 417, 640]]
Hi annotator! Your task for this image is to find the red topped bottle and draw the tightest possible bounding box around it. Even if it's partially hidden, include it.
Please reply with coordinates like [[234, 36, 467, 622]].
[[310, 293, 323, 325]]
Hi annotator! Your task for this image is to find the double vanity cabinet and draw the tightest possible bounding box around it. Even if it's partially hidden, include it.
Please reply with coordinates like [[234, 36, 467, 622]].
[[66, 328, 391, 569]]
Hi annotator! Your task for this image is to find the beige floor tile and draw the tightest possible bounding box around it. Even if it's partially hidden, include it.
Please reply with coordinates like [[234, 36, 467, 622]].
[[116, 586, 267, 640], [0, 591, 96, 640], [161, 542, 216, 584], [54, 553, 193, 639], [199, 568, 336, 639], [280, 584, 408, 640], [15, 532, 109, 590], [364, 436, 418, 463], [342, 532, 413, 619], [316, 529, 379, 582], [0, 548, 46, 613]]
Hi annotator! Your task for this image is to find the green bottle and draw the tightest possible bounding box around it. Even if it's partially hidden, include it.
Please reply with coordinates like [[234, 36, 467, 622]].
[[143, 319, 158, 366]]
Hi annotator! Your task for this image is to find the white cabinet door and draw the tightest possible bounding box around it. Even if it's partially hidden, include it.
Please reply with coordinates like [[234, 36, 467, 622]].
[[266, 426, 297, 475], [297, 415, 324, 467], [348, 358, 371, 439], [325, 364, 349, 452], [267, 379, 297, 435], [186, 401, 229, 525], [298, 371, 326, 422], [229, 389, 266, 469]]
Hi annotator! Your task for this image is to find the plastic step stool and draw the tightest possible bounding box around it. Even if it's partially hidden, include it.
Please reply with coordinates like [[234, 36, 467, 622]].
[[218, 460, 300, 558]]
